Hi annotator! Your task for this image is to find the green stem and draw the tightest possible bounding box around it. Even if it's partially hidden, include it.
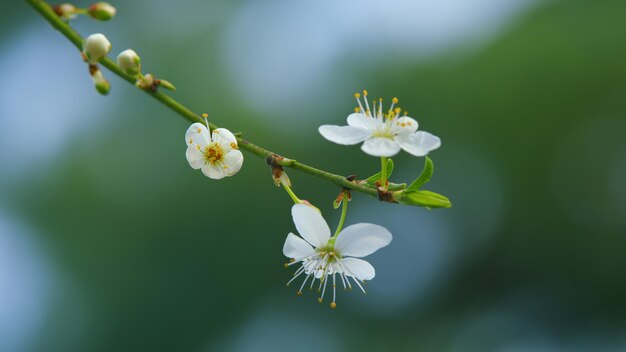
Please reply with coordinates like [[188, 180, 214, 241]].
[[282, 184, 301, 204], [380, 156, 388, 190], [332, 193, 349, 238], [25, 0, 389, 202]]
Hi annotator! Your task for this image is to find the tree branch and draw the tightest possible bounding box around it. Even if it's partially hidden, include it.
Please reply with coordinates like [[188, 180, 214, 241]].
[[25, 0, 385, 200]]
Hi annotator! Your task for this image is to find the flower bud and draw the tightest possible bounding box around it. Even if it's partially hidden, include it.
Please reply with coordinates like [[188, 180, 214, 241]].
[[116, 49, 141, 77], [87, 2, 117, 21], [82, 33, 112, 64], [53, 3, 78, 21], [89, 66, 110, 95]]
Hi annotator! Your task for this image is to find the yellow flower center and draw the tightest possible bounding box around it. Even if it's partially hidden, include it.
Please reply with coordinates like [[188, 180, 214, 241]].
[[203, 143, 224, 164]]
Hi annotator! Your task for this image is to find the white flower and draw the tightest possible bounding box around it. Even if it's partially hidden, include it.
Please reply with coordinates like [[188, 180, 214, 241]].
[[117, 49, 141, 77], [284, 203, 392, 308], [185, 122, 244, 179], [82, 33, 112, 64], [319, 91, 441, 157]]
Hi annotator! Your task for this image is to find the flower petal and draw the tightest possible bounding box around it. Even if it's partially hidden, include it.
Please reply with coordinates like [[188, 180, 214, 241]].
[[335, 223, 392, 257], [185, 146, 205, 169], [360, 137, 401, 157], [341, 258, 375, 281], [347, 113, 381, 130], [319, 125, 371, 145], [291, 203, 331, 248], [222, 149, 244, 176], [201, 163, 226, 179], [389, 116, 418, 135], [212, 128, 237, 152], [283, 232, 315, 260], [185, 123, 210, 147], [395, 131, 441, 157]]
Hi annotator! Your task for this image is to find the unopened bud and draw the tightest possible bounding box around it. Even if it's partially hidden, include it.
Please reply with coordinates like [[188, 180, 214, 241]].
[[89, 65, 110, 95], [116, 49, 141, 77], [87, 2, 117, 21], [53, 3, 78, 21], [82, 33, 112, 64]]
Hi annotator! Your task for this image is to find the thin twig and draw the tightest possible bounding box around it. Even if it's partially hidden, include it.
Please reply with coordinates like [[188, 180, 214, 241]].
[[25, 0, 384, 200]]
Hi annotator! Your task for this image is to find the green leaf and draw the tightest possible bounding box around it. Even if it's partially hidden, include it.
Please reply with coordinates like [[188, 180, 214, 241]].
[[366, 158, 394, 186], [399, 190, 451, 208], [406, 157, 434, 191]]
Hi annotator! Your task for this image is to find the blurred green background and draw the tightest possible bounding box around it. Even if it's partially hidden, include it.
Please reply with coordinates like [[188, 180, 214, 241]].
[[1, 0, 626, 351]]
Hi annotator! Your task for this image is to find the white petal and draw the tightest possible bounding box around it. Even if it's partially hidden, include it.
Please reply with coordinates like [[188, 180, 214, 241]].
[[318, 125, 371, 145], [341, 258, 375, 281], [212, 128, 237, 152], [347, 113, 380, 130], [222, 149, 243, 176], [185, 123, 211, 147], [185, 146, 205, 169], [335, 223, 392, 257], [201, 163, 226, 179], [396, 131, 441, 157], [291, 203, 331, 248], [283, 233, 315, 259], [360, 137, 401, 157], [389, 116, 418, 135]]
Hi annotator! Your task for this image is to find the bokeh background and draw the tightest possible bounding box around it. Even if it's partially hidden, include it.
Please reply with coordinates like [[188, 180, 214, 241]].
[[1, 0, 626, 351]]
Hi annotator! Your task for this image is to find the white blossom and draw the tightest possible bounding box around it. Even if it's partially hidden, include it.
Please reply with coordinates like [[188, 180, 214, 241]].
[[284, 203, 392, 308], [185, 122, 243, 179], [319, 91, 441, 157]]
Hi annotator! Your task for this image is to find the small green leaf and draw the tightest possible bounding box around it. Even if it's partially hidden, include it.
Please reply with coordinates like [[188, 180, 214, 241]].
[[399, 189, 451, 208], [366, 158, 394, 185], [406, 157, 434, 191]]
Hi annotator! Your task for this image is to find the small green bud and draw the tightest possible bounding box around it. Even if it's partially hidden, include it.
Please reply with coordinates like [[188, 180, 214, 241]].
[[82, 33, 112, 64], [395, 189, 451, 209], [116, 49, 141, 77], [87, 2, 117, 21], [53, 3, 79, 21], [90, 66, 110, 95]]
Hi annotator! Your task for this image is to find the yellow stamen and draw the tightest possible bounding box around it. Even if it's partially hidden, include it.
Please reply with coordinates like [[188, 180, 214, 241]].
[[392, 97, 399, 104], [330, 302, 337, 309], [354, 92, 360, 99], [202, 113, 208, 118], [362, 89, 368, 96]]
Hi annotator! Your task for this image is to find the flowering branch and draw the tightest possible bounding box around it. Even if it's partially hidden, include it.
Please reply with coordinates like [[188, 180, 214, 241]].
[[25, 0, 450, 208]]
